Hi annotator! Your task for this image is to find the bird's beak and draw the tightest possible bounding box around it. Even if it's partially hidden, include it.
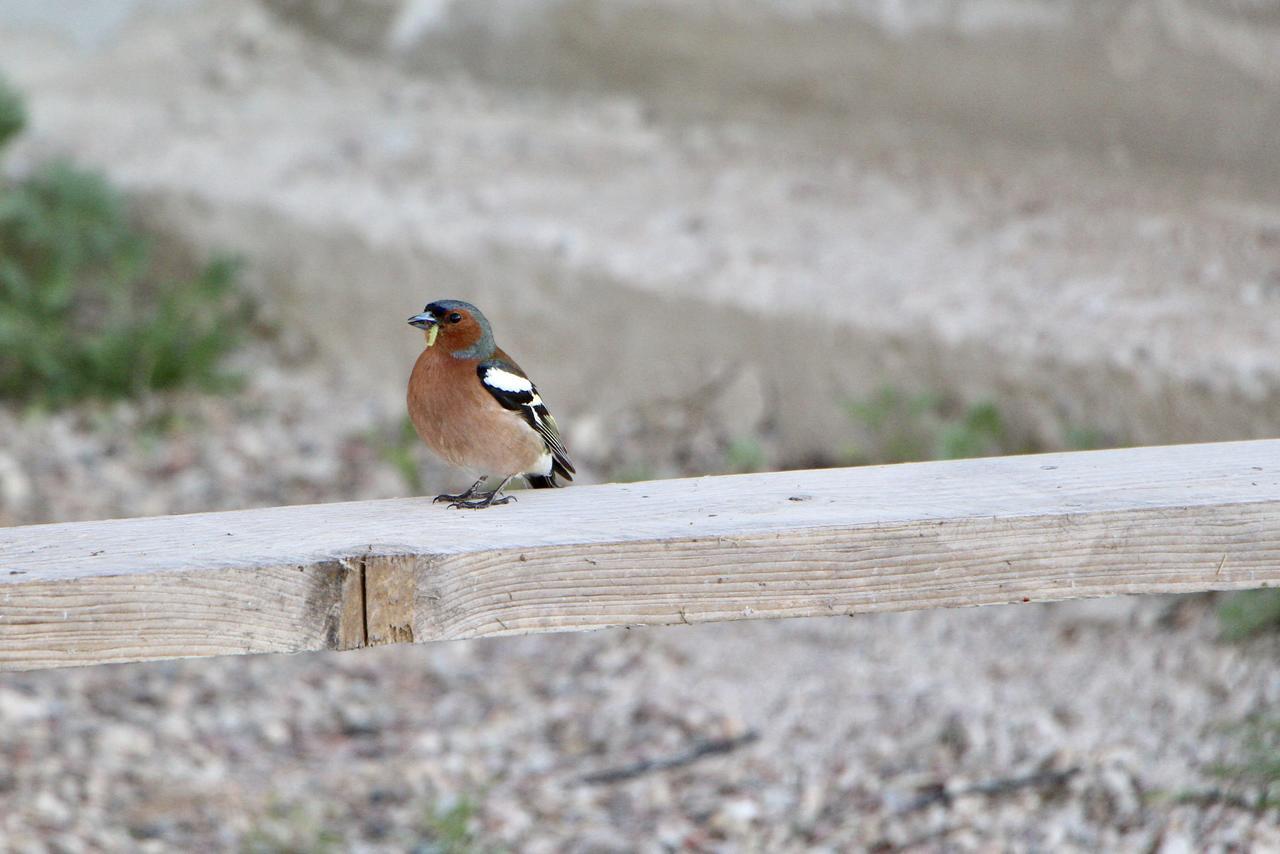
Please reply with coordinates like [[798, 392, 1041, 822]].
[[408, 311, 437, 330], [409, 311, 440, 347]]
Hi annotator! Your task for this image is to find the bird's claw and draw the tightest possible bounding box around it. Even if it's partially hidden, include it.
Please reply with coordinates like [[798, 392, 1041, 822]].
[[433, 477, 487, 504], [447, 493, 517, 510]]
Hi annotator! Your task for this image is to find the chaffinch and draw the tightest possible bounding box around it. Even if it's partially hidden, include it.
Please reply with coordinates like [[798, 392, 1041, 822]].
[[406, 299, 575, 508]]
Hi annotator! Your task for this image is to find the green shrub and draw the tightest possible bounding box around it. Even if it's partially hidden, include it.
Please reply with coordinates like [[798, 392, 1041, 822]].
[[1219, 588, 1280, 642], [417, 798, 488, 854], [0, 80, 247, 406], [844, 387, 1013, 465], [239, 802, 344, 854], [724, 436, 766, 473], [371, 415, 427, 494], [0, 77, 23, 150], [843, 386, 1114, 465], [1207, 716, 1280, 810]]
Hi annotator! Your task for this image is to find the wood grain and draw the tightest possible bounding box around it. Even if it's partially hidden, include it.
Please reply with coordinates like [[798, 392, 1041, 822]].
[[2, 440, 1278, 671]]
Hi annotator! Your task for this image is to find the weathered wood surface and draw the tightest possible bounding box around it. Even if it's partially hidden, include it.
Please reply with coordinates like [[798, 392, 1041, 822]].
[[1, 440, 1278, 672]]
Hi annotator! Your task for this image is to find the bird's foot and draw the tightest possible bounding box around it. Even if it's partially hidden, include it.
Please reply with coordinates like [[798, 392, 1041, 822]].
[[448, 491, 517, 510], [433, 478, 486, 504]]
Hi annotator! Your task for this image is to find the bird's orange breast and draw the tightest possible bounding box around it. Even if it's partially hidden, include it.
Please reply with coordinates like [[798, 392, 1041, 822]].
[[407, 347, 546, 477]]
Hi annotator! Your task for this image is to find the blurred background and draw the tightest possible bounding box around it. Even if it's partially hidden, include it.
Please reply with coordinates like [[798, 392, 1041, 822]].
[[1, 0, 1278, 850]]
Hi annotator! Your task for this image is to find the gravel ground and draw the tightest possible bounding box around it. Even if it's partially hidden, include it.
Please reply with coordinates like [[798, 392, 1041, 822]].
[[2, 352, 1279, 852], [1, 592, 1278, 852]]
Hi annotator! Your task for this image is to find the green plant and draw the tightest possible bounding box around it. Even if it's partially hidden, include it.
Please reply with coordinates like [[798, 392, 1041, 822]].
[[845, 387, 933, 463], [608, 461, 655, 483], [845, 387, 1013, 465], [1063, 426, 1106, 451], [723, 436, 766, 473], [936, 401, 1006, 460], [0, 80, 247, 406], [417, 798, 483, 854], [1218, 588, 1280, 641], [843, 386, 1117, 466], [1205, 716, 1280, 810], [0, 77, 23, 150], [240, 803, 344, 854], [372, 415, 426, 493]]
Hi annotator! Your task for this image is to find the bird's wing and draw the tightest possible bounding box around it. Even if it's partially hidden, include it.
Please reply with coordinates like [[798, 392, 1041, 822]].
[[477, 357, 575, 481]]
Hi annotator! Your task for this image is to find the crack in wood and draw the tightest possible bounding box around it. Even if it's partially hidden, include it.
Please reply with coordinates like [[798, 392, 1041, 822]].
[[335, 557, 367, 650], [359, 556, 370, 645]]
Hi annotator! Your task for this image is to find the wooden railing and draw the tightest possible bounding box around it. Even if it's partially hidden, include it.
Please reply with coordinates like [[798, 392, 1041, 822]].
[[2, 440, 1277, 672]]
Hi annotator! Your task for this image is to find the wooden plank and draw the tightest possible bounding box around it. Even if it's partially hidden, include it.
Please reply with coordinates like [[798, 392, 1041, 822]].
[[1, 440, 1278, 671]]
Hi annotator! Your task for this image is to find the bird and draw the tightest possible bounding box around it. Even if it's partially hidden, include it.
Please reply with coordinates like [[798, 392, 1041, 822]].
[[406, 299, 575, 508]]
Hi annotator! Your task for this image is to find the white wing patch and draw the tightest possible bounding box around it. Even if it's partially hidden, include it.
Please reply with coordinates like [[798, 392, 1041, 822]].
[[477, 358, 574, 481], [482, 366, 534, 394]]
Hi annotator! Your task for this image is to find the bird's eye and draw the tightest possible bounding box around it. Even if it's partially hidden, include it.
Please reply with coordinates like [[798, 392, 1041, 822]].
[[448, 313, 463, 324]]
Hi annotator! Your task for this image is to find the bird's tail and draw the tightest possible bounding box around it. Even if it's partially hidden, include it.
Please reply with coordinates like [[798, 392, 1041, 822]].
[[525, 474, 559, 489]]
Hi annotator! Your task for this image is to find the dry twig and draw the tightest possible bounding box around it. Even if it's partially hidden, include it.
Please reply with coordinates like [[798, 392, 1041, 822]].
[[891, 766, 1081, 814], [578, 731, 760, 785]]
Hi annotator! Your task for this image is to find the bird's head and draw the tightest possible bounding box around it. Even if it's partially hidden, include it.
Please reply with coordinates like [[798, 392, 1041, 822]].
[[407, 299, 495, 360]]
